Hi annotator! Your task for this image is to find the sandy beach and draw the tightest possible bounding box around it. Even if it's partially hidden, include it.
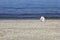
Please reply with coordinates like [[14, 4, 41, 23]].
[[0, 19, 60, 40]]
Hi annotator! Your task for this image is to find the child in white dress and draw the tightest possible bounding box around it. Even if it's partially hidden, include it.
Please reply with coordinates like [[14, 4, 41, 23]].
[[40, 16, 46, 22]]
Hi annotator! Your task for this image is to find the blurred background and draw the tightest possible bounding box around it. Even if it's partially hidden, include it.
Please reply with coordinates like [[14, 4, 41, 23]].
[[0, 0, 60, 40], [0, 0, 60, 18]]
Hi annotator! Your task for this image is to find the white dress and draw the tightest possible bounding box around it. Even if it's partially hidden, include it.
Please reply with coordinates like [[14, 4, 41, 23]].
[[40, 16, 45, 22]]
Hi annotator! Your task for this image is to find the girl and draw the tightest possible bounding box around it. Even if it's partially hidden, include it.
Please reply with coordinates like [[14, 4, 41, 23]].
[[40, 16, 46, 22]]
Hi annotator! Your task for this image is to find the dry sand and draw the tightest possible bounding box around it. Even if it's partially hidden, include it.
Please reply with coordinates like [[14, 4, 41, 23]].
[[0, 19, 60, 40]]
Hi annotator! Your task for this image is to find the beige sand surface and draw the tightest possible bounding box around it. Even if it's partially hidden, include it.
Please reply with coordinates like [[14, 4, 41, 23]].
[[0, 19, 60, 40]]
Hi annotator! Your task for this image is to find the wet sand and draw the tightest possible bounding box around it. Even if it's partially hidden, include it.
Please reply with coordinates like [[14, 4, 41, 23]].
[[0, 19, 60, 40]]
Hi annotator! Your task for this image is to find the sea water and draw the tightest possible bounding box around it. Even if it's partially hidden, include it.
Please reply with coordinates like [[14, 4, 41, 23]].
[[0, 0, 60, 18]]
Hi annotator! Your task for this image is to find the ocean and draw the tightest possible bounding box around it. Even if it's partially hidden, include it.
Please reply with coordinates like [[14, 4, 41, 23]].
[[0, 0, 60, 18]]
